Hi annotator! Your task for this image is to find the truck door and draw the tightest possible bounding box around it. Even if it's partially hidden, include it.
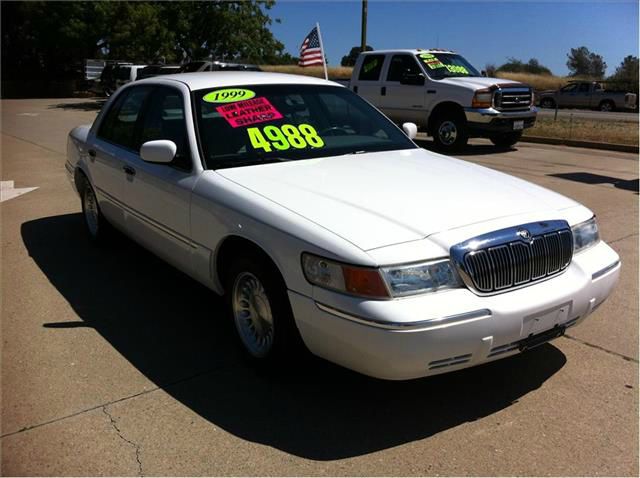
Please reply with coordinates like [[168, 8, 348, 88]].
[[574, 82, 592, 108], [379, 54, 426, 124], [557, 83, 579, 107], [351, 54, 386, 108]]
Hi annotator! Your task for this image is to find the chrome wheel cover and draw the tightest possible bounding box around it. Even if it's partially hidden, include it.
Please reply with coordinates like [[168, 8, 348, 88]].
[[438, 120, 458, 146], [600, 102, 612, 112], [83, 187, 99, 237], [232, 272, 274, 358]]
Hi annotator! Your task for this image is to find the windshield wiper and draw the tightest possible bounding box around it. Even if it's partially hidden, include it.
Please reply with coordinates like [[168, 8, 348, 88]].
[[212, 156, 295, 170]]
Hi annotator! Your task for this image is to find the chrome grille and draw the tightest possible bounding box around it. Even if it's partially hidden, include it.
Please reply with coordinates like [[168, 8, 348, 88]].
[[495, 88, 532, 111], [451, 221, 573, 295]]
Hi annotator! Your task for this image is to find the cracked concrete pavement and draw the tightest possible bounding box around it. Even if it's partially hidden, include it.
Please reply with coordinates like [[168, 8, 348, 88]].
[[1, 98, 638, 476]]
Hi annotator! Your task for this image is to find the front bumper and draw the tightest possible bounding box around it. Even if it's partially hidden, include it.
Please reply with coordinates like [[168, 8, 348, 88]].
[[289, 240, 620, 380], [464, 107, 537, 135]]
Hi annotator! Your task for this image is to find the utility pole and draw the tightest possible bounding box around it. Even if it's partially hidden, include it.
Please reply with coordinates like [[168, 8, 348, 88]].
[[360, 0, 368, 53]]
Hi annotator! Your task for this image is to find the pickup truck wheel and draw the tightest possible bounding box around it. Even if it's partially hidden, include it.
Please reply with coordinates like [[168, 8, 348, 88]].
[[540, 98, 555, 109], [79, 177, 109, 243], [490, 132, 523, 148], [599, 100, 615, 112], [432, 112, 468, 152], [226, 253, 303, 365]]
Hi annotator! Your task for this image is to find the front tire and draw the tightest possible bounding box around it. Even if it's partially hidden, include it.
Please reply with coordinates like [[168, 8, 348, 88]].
[[490, 132, 523, 148], [431, 111, 469, 152], [225, 253, 302, 364], [540, 98, 555, 109]]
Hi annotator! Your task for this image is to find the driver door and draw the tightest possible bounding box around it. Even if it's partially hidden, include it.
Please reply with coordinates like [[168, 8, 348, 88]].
[[379, 54, 426, 124], [120, 86, 198, 275]]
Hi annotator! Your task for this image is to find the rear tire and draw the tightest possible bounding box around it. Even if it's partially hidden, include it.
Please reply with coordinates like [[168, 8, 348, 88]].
[[431, 111, 469, 152], [599, 100, 615, 112], [79, 176, 109, 243], [225, 252, 304, 366], [489, 132, 523, 148]]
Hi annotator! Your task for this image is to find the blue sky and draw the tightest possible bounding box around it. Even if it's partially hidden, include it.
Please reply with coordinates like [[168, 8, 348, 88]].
[[269, 0, 639, 75]]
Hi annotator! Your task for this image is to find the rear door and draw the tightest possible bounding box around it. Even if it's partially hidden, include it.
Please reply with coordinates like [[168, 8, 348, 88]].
[[119, 85, 197, 275], [378, 54, 425, 123], [351, 54, 386, 108]]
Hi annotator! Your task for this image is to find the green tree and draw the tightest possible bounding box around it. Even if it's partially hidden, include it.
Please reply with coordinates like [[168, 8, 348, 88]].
[[609, 55, 638, 82], [496, 57, 552, 75], [1, 1, 288, 82], [341, 45, 373, 67], [566, 46, 606, 78]]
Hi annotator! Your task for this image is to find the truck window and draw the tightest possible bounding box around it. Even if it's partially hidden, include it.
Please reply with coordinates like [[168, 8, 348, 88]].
[[578, 83, 590, 93], [359, 55, 385, 81], [560, 84, 578, 93], [415, 52, 480, 79], [386, 55, 422, 82]]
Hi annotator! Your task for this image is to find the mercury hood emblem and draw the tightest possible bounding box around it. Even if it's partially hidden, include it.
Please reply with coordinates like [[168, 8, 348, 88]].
[[517, 228, 532, 241]]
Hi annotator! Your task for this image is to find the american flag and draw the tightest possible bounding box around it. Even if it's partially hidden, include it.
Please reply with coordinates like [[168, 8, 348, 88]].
[[299, 26, 324, 67]]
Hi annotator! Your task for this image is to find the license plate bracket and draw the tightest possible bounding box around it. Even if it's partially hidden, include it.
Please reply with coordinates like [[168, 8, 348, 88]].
[[513, 120, 524, 130], [519, 325, 565, 352]]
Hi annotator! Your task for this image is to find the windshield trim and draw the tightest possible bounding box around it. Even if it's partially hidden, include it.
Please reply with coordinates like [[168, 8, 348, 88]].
[[192, 83, 418, 171]]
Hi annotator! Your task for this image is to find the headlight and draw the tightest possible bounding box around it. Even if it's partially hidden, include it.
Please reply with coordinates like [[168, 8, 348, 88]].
[[472, 88, 493, 108], [572, 216, 599, 253], [302, 253, 390, 299], [381, 259, 462, 296]]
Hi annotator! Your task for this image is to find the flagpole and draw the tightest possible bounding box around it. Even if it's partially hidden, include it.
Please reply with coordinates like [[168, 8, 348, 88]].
[[315, 22, 328, 80]]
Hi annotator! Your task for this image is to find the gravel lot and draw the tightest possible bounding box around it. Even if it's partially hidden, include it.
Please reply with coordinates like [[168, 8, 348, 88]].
[[1, 98, 638, 476]]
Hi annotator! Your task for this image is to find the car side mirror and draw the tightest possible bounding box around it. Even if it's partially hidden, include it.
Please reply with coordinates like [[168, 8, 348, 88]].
[[140, 140, 177, 164], [481, 70, 487, 77], [400, 72, 425, 86], [402, 122, 418, 139]]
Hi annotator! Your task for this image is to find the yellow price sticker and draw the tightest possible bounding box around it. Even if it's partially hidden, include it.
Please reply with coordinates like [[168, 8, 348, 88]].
[[203, 88, 256, 103], [247, 124, 325, 152]]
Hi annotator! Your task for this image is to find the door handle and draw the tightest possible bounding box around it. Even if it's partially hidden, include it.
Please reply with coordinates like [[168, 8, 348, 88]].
[[381, 86, 386, 96], [123, 165, 136, 176]]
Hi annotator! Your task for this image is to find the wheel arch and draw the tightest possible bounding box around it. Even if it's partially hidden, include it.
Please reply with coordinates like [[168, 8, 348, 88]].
[[427, 101, 466, 135], [214, 234, 288, 294]]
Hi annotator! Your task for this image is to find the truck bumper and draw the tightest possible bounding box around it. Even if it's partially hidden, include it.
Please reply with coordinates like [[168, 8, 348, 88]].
[[465, 107, 537, 136]]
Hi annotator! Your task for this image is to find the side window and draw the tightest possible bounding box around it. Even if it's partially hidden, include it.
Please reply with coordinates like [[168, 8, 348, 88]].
[[561, 84, 577, 93], [97, 86, 152, 149], [578, 83, 590, 93], [358, 55, 385, 81], [386, 55, 422, 82], [138, 87, 191, 170]]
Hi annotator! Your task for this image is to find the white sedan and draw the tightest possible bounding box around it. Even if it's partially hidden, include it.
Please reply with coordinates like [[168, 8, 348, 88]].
[[66, 72, 620, 380]]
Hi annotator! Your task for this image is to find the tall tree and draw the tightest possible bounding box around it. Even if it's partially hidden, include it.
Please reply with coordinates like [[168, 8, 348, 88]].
[[609, 55, 638, 82], [566, 46, 606, 78]]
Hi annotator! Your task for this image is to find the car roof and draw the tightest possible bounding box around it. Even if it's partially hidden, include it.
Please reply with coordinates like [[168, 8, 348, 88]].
[[361, 48, 457, 55], [136, 71, 341, 90]]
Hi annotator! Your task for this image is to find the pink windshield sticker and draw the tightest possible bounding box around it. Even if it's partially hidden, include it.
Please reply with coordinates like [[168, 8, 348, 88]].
[[216, 97, 283, 128]]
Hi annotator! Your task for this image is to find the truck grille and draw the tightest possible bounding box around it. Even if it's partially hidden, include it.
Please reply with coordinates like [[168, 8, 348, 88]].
[[495, 88, 532, 111], [450, 221, 573, 295]]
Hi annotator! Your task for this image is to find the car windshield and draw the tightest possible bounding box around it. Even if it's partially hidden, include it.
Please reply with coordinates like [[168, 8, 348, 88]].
[[415, 53, 481, 79], [193, 84, 416, 169]]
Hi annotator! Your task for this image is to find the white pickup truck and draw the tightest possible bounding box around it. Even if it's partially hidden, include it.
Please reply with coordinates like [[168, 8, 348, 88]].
[[347, 49, 537, 151]]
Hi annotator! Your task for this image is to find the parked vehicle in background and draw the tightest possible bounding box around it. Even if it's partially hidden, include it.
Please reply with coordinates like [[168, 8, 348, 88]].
[[65, 71, 620, 380], [538, 81, 638, 112], [179, 60, 262, 73], [114, 64, 147, 89], [347, 49, 537, 151], [98, 62, 132, 97], [137, 64, 182, 80]]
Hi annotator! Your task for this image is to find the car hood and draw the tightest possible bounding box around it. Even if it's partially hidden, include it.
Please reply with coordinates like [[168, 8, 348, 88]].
[[217, 148, 577, 251], [438, 76, 528, 91]]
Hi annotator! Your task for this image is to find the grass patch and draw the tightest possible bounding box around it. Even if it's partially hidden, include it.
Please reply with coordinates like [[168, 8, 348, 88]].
[[528, 116, 638, 146]]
